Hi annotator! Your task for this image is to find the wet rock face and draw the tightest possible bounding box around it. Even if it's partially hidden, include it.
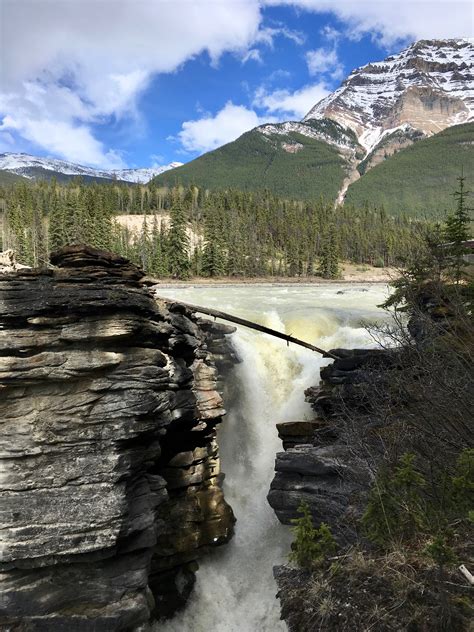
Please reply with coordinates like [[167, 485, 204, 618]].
[[0, 245, 236, 630], [267, 349, 392, 542]]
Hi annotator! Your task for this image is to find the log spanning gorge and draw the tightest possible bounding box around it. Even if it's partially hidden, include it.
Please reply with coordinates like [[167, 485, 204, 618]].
[[0, 247, 388, 631]]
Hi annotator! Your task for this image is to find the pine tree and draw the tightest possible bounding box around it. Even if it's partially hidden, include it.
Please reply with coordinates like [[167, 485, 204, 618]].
[[318, 224, 340, 279], [138, 213, 150, 271], [168, 191, 190, 279], [289, 501, 337, 568], [444, 175, 472, 284], [150, 214, 169, 276], [202, 201, 226, 276]]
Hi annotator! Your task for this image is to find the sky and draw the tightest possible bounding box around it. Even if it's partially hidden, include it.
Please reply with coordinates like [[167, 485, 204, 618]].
[[0, 0, 472, 170]]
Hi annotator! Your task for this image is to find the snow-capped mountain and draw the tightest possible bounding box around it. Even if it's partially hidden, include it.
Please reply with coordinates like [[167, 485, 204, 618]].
[[0, 153, 183, 184], [304, 38, 474, 153], [105, 164, 183, 183], [154, 38, 473, 211]]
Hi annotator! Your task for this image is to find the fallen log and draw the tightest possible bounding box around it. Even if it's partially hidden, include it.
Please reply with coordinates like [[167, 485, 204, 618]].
[[161, 298, 339, 359]]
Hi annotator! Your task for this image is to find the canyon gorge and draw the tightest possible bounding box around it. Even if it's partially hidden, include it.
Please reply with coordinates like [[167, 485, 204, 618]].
[[0, 247, 391, 630]]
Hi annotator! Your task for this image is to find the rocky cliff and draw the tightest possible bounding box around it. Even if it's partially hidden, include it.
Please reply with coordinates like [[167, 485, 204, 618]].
[[269, 329, 473, 631], [0, 245, 237, 630], [267, 348, 400, 630], [267, 348, 393, 543], [305, 39, 474, 153]]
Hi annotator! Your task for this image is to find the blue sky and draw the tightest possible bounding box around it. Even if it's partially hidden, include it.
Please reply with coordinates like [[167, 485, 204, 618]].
[[1, 1, 472, 169]]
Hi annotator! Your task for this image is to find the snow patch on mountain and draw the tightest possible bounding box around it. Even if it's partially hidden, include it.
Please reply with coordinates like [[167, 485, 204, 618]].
[[358, 123, 417, 155], [304, 38, 474, 153], [258, 119, 360, 152], [0, 153, 183, 184]]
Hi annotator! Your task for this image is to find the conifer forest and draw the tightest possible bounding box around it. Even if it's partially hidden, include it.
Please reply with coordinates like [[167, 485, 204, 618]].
[[0, 179, 428, 278]]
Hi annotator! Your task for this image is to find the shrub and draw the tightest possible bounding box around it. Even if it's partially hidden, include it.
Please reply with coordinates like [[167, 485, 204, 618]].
[[361, 453, 427, 547], [289, 502, 337, 568]]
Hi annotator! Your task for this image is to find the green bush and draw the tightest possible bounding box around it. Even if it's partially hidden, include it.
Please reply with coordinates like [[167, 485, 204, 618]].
[[289, 501, 337, 568], [362, 453, 427, 547], [423, 535, 457, 567]]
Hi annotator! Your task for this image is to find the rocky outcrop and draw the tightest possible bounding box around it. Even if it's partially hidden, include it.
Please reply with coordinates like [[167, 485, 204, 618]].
[[0, 245, 237, 630], [356, 125, 426, 176], [268, 348, 394, 542], [305, 39, 474, 152]]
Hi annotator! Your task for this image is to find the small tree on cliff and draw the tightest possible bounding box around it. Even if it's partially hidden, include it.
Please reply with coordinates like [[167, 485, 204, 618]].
[[289, 502, 337, 568]]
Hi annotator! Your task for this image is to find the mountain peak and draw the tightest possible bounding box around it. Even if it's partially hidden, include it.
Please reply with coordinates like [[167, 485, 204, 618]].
[[304, 38, 474, 152], [0, 152, 183, 184]]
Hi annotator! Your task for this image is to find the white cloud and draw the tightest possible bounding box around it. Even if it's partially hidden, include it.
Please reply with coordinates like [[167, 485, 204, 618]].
[[176, 102, 278, 153], [176, 79, 330, 154], [321, 25, 341, 42], [1, 0, 264, 167], [262, 1, 473, 45], [1, 0, 470, 166], [0, 114, 125, 169], [241, 49, 264, 64], [256, 25, 306, 47], [253, 82, 330, 119], [306, 47, 344, 79]]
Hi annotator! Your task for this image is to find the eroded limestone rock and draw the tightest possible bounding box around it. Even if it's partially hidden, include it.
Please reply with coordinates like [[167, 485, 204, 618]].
[[0, 245, 237, 630]]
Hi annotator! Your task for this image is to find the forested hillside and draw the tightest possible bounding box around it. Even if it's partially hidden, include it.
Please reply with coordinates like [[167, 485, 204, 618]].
[[0, 180, 427, 278], [345, 123, 474, 216], [0, 170, 28, 186], [152, 123, 351, 202], [154, 122, 473, 216]]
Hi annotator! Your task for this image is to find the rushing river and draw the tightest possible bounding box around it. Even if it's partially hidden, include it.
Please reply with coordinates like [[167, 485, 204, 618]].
[[157, 284, 389, 632]]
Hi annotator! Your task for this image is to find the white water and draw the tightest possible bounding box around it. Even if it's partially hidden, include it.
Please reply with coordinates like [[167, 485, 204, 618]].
[[157, 284, 389, 632]]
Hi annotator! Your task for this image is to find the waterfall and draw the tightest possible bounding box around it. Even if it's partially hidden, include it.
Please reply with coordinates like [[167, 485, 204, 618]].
[[157, 285, 388, 632]]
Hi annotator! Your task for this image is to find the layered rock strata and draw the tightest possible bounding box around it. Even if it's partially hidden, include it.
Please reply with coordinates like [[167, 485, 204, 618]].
[[268, 348, 393, 542], [305, 39, 474, 151], [0, 246, 236, 630], [269, 348, 396, 628]]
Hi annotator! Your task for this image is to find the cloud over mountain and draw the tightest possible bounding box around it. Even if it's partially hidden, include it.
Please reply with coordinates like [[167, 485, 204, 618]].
[[1, 0, 471, 167]]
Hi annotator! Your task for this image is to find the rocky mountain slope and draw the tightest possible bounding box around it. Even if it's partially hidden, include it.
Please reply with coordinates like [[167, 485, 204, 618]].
[[345, 122, 474, 215], [0, 245, 238, 629], [0, 152, 183, 185], [154, 39, 473, 214], [305, 38, 473, 152]]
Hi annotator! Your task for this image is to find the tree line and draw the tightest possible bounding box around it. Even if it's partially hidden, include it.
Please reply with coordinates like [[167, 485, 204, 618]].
[[0, 179, 428, 278]]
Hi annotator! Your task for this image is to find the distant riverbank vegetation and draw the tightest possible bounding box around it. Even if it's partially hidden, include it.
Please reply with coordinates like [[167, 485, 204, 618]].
[[1, 179, 431, 278]]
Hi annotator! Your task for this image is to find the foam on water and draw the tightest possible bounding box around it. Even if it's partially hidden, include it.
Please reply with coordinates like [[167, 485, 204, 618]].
[[157, 284, 388, 632]]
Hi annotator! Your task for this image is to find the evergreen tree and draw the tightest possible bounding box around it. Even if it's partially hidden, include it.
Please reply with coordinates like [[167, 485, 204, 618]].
[[167, 191, 190, 279], [289, 501, 337, 568], [149, 214, 169, 276], [318, 224, 340, 279], [444, 175, 472, 284], [202, 201, 226, 276]]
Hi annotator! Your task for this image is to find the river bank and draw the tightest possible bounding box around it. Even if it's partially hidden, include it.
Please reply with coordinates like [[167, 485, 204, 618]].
[[150, 263, 398, 288]]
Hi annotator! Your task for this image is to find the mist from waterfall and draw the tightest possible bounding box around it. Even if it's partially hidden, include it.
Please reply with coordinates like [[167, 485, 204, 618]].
[[157, 284, 388, 632]]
